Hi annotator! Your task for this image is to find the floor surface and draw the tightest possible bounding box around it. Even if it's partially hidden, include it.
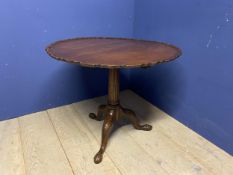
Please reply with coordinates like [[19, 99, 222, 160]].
[[0, 90, 232, 175]]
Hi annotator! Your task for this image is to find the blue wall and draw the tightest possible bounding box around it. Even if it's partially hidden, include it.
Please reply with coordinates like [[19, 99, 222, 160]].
[[0, 0, 134, 120], [131, 0, 233, 155]]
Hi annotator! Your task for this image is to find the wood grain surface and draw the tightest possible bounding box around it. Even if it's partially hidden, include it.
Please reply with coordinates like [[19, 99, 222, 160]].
[[46, 37, 181, 68], [0, 119, 26, 175], [19, 112, 74, 175], [47, 106, 121, 175], [1, 91, 232, 175]]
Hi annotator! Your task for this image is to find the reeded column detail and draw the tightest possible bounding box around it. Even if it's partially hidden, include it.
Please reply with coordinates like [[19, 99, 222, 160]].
[[107, 69, 119, 105]]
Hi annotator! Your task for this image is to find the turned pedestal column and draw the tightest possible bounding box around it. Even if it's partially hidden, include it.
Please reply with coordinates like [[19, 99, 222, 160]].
[[89, 69, 152, 164]]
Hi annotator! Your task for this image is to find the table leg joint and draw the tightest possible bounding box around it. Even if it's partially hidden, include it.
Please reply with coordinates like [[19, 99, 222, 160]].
[[92, 104, 152, 164]]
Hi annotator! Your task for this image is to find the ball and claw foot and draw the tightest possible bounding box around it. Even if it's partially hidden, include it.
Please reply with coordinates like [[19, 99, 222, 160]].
[[89, 105, 106, 121], [94, 151, 103, 164], [136, 124, 152, 131], [89, 113, 102, 121]]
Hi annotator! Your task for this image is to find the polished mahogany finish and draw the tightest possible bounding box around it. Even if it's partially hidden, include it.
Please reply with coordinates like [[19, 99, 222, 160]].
[[46, 37, 182, 164], [89, 69, 152, 163], [46, 37, 181, 68]]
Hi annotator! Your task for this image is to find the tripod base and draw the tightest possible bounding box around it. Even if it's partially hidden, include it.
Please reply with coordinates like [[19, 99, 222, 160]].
[[89, 104, 152, 164]]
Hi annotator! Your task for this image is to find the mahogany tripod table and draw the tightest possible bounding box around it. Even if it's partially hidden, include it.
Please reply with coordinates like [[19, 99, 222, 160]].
[[46, 37, 181, 164]]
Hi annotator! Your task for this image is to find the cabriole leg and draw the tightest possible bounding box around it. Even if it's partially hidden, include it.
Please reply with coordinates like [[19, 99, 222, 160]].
[[121, 107, 152, 131], [94, 112, 114, 164]]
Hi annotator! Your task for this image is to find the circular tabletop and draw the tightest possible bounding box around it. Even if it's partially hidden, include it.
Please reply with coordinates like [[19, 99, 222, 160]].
[[46, 37, 182, 68]]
